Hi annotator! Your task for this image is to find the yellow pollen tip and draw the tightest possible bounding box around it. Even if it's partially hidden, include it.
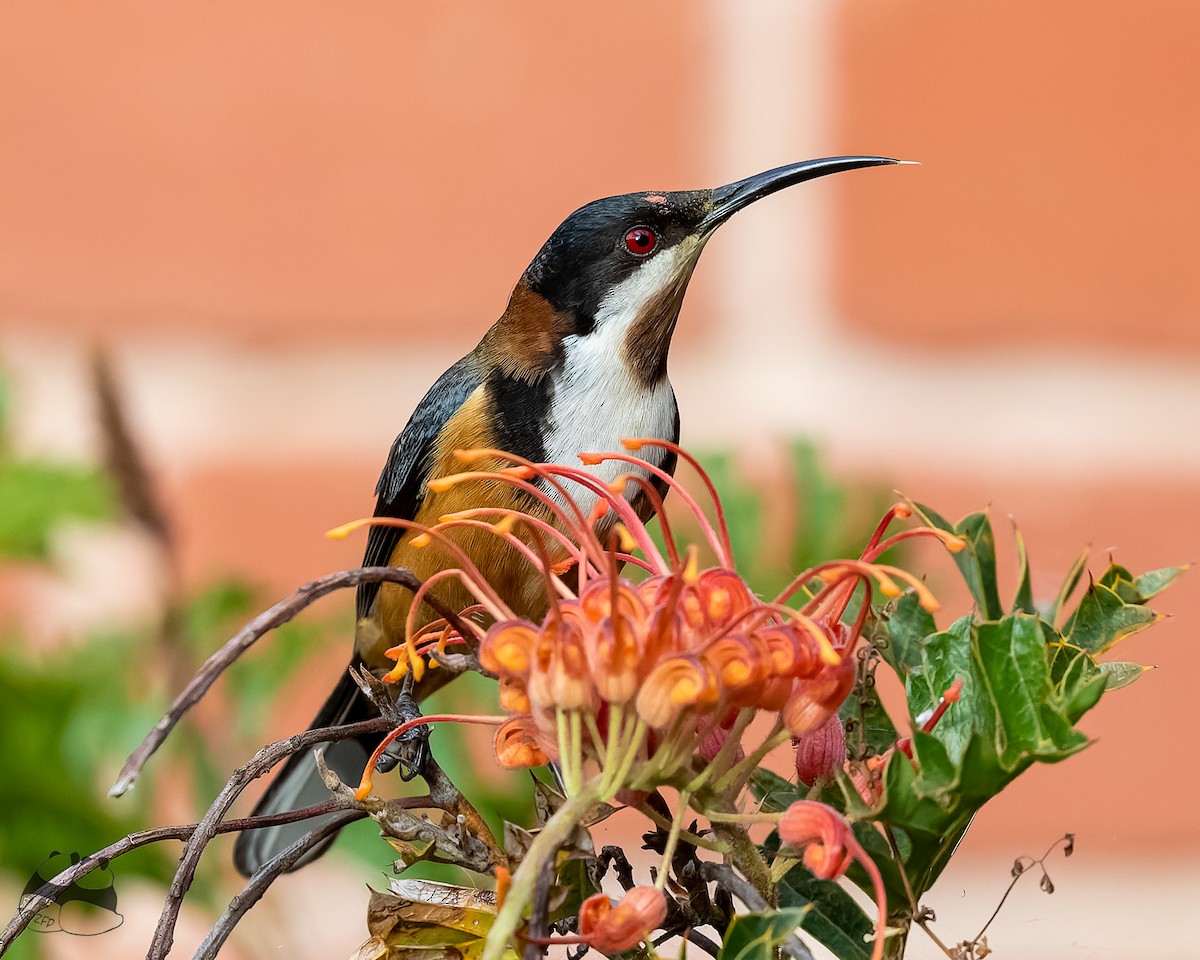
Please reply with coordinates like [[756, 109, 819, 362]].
[[621, 438, 645, 451], [453, 448, 488, 463], [325, 518, 371, 539], [410, 533, 432, 548], [683, 546, 700, 583], [942, 534, 967, 553], [817, 638, 841, 667], [578, 453, 604, 465], [588, 500, 609, 523], [426, 476, 461, 493], [607, 478, 627, 494], [493, 515, 518, 535], [893, 503, 913, 519], [614, 524, 638, 553], [501, 465, 535, 479]]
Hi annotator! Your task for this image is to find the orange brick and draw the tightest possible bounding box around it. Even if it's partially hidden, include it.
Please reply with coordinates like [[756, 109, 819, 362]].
[[832, 2, 1200, 353]]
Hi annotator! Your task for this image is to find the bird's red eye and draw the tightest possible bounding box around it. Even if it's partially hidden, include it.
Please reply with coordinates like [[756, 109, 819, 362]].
[[624, 226, 658, 256]]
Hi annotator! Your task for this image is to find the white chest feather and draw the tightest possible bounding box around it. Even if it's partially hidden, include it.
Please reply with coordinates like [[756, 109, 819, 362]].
[[542, 328, 676, 515]]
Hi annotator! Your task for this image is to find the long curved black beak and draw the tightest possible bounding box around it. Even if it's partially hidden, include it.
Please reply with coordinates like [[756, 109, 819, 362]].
[[701, 156, 905, 231]]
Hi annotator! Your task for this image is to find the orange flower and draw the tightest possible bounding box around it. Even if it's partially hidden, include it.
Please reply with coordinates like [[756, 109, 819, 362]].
[[494, 717, 549, 769], [635, 655, 717, 729], [782, 656, 854, 736], [778, 801, 889, 960], [577, 886, 667, 955]]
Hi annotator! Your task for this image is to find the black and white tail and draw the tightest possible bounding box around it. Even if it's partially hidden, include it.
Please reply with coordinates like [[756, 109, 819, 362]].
[[232, 664, 377, 877]]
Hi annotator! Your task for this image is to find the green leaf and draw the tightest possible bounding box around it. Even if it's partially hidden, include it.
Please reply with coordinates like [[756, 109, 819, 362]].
[[1011, 528, 1037, 614], [875, 591, 936, 674], [1133, 565, 1188, 600], [717, 909, 812, 960], [1049, 548, 1090, 623], [776, 867, 873, 960], [1099, 661, 1150, 691], [909, 503, 1003, 619], [749, 768, 801, 814], [1062, 580, 1158, 654], [905, 615, 977, 761]]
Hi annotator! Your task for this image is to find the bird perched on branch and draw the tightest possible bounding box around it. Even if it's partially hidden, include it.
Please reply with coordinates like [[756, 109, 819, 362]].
[[234, 156, 902, 876]]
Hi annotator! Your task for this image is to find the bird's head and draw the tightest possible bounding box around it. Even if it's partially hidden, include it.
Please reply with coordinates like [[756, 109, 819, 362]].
[[488, 157, 904, 382]]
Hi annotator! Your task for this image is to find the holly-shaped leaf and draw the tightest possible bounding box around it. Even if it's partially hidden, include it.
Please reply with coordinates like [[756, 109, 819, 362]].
[[908, 503, 1003, 618], [1062, 579, 1159, 654]]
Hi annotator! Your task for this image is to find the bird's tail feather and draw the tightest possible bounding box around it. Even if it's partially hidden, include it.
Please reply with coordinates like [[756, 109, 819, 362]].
[[232, 664, 376, 877]]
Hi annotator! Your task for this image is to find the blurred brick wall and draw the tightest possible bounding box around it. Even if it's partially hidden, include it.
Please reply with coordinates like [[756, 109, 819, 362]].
[[1, 3, 1197, 958]]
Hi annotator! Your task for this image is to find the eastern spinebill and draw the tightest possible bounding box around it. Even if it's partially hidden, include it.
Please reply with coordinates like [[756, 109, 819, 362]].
[[233, 156, 903, 875]]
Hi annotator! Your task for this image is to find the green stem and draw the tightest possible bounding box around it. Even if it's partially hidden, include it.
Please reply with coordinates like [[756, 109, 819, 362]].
[[711, 820, 776, 907], [712, 721, 788, 795], [654, 790, 691, 891], [482, 782, 603, 960]]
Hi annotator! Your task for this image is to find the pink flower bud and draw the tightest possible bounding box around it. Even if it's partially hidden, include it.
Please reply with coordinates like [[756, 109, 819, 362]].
[[794, 714, 847, 786]]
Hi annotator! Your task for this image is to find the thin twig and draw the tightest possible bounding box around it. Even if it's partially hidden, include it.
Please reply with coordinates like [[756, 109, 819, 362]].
[[192, 810, 362, 960], [970, 833, 1074, 947], [146, 717, 393, 960], [699, 864, 815, 960], [110, 566, 480, 797], [0, 796, 420, 954]]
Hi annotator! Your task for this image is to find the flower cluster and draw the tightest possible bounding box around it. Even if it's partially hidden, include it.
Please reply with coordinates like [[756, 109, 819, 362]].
[[335, 440, 964, 960], [343, 439, 959, 804]]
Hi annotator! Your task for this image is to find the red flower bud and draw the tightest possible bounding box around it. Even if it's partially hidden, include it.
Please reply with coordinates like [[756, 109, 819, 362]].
[[794, 714, 847, 786], [698, 724, 745, 765]]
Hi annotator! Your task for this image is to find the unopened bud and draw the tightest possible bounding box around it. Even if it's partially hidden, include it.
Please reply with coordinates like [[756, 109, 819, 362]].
[[794, 714, 847, 786]]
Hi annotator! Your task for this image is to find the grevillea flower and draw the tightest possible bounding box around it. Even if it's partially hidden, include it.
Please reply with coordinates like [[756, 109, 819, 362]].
[[577, 886, 667, 955], [779, 801, 889, 960], [340, 440, 963, 804], [324, 442, 970, 960]]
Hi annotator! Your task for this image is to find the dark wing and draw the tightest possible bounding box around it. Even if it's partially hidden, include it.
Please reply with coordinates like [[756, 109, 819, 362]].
[[357, 354, 484, 619]]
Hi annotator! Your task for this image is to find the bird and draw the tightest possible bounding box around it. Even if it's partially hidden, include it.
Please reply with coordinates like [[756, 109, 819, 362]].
[[233, 156, 901, 876]]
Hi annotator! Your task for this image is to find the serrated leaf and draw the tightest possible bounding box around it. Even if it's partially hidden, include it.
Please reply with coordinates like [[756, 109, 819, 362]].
[[1133, 565, 1187, 600], [909, 503, 1003, 619], [1099, 661, 1150, 691], [717, 908, 811, 960], [1012, 527, 1037, 614], [1049, 548, 1090, 623], [877, 591, 936, 673], [906, 615, 977, 761], [1063, 581, 1158, 654]]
